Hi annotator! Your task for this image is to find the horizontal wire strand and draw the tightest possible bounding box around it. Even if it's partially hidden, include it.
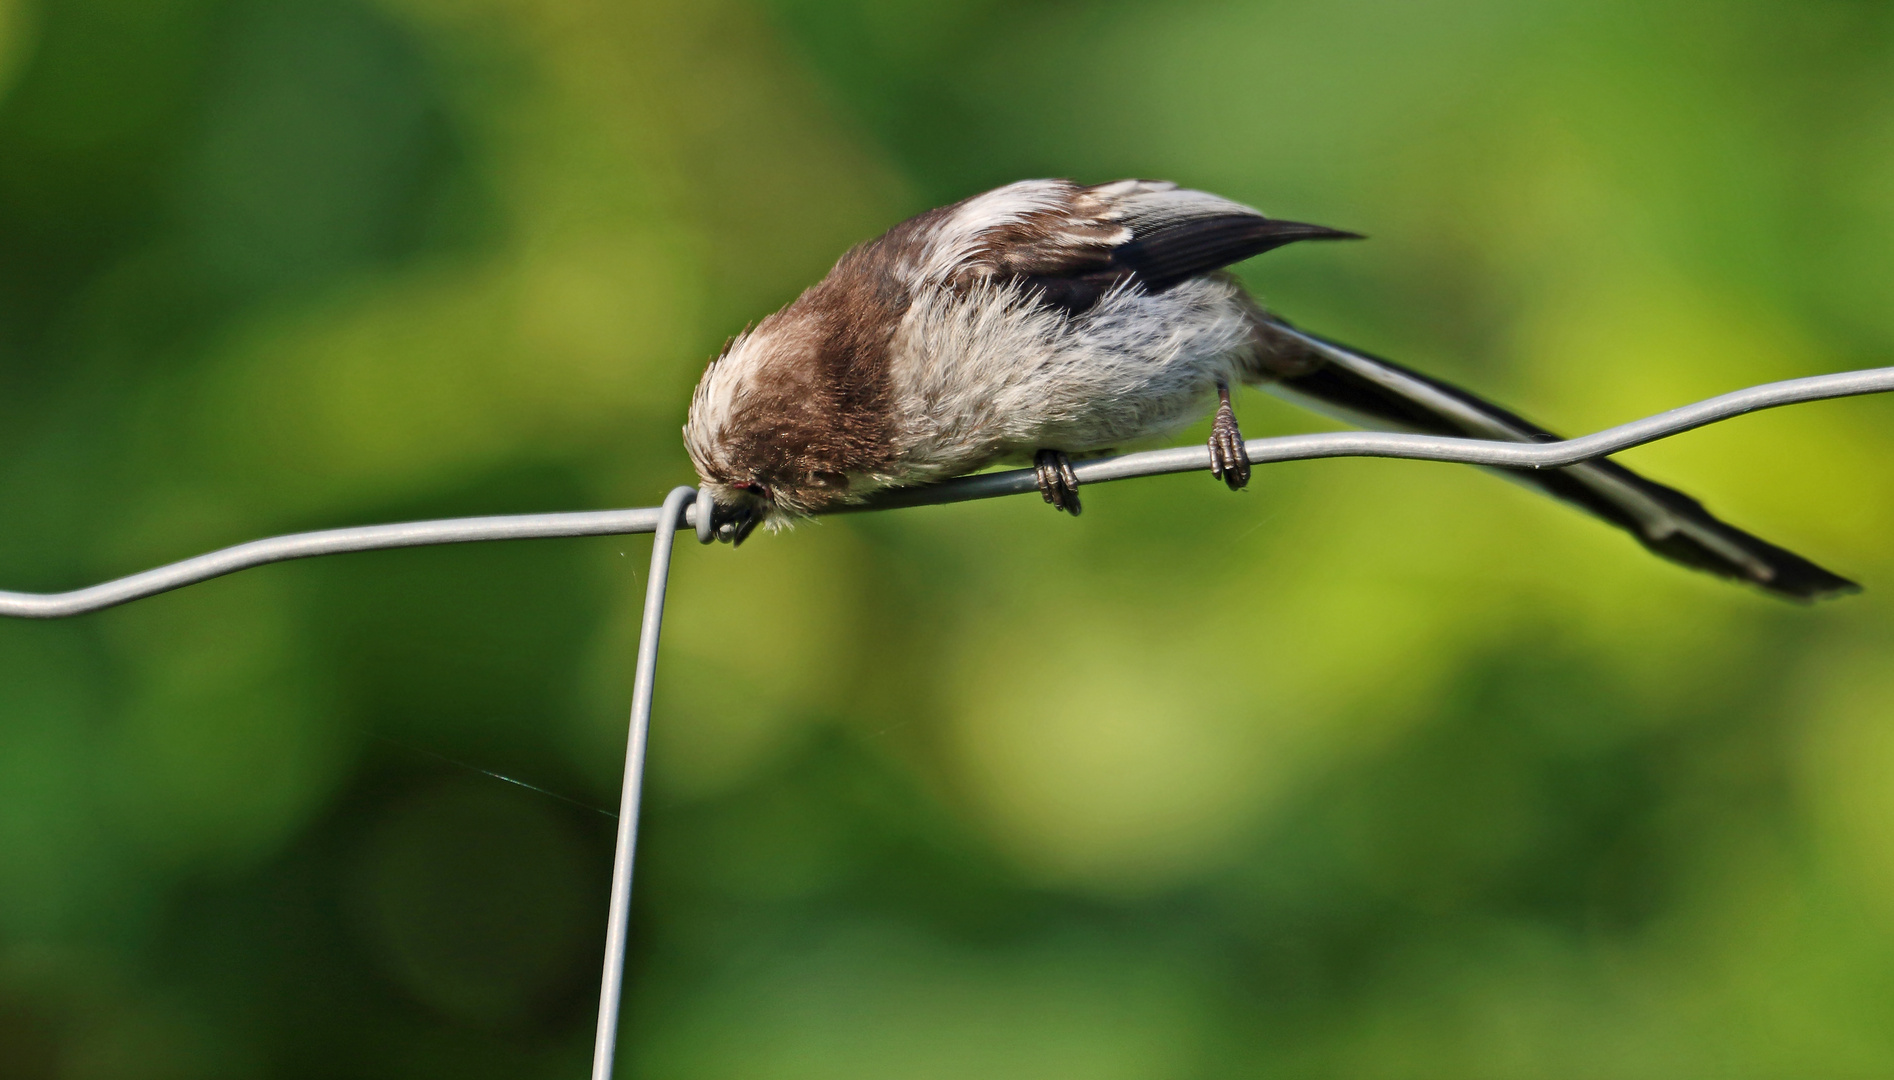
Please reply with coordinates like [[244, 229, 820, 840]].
[[3, 363, 1890, 619]]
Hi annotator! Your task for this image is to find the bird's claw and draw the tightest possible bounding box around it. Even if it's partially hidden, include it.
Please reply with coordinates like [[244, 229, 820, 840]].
[[1209, 392, 1251, 491], [1034, 449, 1082, 515]]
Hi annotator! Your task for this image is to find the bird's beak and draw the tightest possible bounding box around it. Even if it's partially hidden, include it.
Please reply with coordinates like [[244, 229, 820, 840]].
[[723, 500, 764, 547]]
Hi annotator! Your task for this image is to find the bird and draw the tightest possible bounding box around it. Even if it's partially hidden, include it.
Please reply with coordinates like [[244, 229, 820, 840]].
[[683, 178, 1858, 602]]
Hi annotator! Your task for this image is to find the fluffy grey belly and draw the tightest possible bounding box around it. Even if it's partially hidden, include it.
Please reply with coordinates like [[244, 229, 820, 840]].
[[880, 276, 1260, 484]]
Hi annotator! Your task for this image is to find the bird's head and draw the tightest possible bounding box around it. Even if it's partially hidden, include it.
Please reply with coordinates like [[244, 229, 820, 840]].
[[683, 314, 869, 543]]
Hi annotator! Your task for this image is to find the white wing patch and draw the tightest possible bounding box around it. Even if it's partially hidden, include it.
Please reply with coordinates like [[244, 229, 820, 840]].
[[912, 178, 1272, 288], [912, 180, 1079, 286], [1086, 181, 1267, 230]]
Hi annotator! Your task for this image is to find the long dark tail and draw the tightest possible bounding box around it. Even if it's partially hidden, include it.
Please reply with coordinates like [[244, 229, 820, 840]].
[[1251, 321, 1860, 602]]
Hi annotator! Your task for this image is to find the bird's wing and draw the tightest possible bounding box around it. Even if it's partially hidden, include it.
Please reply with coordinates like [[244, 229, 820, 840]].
[[912, 179, 1356, 311], [1080, 180, 1359, 291]]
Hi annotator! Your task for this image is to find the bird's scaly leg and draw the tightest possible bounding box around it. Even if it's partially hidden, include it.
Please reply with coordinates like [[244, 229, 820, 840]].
[[1209, 383, 1251, 491], [1034, 449, 1082, 515]]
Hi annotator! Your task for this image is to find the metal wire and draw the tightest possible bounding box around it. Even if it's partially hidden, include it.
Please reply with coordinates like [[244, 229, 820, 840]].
[[860, 358, 1894, 510], [2, 362, 1890, 1080], [2, 361, 1889, 619], [592, 486, 694, 1080]]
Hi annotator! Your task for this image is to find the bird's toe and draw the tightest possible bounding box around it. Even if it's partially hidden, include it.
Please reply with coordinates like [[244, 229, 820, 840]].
[[1209, 405, 1251, 491], [1034, 449, 1083, 515]]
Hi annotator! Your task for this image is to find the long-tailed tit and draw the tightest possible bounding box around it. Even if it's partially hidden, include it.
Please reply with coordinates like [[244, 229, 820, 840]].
[[684, 178, 1856, 601]]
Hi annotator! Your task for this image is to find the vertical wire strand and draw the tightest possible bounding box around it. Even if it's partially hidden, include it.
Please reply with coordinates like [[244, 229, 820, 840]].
[[591, 485, 696, 1080]]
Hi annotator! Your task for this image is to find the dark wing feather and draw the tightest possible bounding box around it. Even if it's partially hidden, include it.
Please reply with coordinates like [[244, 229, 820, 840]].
[[1114, 215, 1360, 291], [951, 180, 1359, 313]]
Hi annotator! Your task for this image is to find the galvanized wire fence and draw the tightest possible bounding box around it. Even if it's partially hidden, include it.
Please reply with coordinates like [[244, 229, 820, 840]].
[[3, 360, 1891, 1079]]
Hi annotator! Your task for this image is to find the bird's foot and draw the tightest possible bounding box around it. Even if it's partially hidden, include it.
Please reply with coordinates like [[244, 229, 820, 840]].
[[1034, 449, 1082, 515], [1209, 387, 1251, 491]]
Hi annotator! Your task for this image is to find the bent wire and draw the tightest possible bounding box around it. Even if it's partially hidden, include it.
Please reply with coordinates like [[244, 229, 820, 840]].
[[1, 366, 1891, 1080], [592, 486, 695, 1080]]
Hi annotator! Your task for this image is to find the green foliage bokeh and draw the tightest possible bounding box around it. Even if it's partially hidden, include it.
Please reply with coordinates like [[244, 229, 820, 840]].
[[1, 0, 1891, 1075]]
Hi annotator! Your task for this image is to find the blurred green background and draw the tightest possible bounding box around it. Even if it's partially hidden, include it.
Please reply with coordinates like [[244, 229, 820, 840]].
[[0, 0, 1891, 1075]]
